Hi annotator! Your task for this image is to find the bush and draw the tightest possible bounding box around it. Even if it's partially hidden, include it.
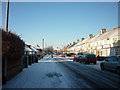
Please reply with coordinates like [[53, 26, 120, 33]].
[[1, 28, 25, 60]]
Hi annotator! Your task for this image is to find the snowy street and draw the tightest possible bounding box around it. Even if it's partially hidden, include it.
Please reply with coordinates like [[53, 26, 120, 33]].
[[3, 55, 120, 88]]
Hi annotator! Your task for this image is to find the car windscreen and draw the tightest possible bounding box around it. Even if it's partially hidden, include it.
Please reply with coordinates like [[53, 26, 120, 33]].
[[78, 55, 82, 58], [86, 55, 96, 58], [118, 56, 120, 60]]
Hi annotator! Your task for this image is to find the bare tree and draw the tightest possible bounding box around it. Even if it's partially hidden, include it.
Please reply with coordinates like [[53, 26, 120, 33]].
[[45, 46, 54, 54]]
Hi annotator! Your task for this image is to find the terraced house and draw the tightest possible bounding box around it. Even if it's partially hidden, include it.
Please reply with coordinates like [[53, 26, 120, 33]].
[[67, 27, 120, 56]]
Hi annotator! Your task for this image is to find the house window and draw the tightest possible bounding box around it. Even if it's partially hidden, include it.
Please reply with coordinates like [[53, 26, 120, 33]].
[[88, 44, 90, 47], [113, 38, 117, 43], [100, 51, 102, 56], [116, 49, 118, 55], [97, 42, 98, 45]]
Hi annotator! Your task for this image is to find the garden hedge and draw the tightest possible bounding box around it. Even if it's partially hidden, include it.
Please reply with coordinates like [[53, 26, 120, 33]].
[[1, 28, 25, 61]]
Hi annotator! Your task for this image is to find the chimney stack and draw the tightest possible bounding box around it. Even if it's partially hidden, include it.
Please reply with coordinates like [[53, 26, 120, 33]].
[[100, 28, 106, 34], [89, 34, 93, 38], [81, 38, 84, 41]]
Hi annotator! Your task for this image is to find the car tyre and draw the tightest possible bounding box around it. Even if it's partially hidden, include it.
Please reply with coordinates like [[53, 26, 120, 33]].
[[116, 67, 120, 74], [100, 64, 105, 70], [79, 61, 81, 63]]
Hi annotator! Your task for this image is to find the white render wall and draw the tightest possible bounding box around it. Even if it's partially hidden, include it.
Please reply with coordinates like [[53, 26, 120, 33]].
[[67, 27, 120, 56]]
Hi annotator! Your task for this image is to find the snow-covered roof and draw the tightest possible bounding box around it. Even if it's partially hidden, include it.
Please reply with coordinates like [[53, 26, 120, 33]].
[[87, 34, 100, 43], [30, 46, 39, 52], [87, 27, 119, 43], [82, 38, 91, 43], [25, 47, 32, 52], [74, 41, 82, 46], [33, 46, 41, 49], [67, 27, 120, 49]]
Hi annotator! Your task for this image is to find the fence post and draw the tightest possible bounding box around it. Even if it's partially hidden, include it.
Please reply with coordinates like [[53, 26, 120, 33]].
[[2, 57, 7, 84], [25, 55, 28, 68]]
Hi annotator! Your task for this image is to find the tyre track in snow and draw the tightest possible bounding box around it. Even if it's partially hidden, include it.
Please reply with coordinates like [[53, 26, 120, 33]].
[[54, 58, 91, 88], [67, 61, 120, 85], [61, 57, 120, 83], [54, 58, 120, 88]]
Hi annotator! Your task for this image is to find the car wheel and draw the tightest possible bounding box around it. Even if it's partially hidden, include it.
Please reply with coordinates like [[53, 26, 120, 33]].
[[77, 60, 79, 62], [116, 67, 120, 74], [100, 64, 105, 70]]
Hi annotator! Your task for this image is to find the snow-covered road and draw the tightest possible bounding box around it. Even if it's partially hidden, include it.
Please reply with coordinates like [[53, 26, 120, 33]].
[[3, 55, 120, 88]]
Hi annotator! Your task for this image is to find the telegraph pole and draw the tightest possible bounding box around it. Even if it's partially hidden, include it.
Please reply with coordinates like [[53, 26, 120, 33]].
[[3, 0, 9, 84], [3, 0, 10, 84], [5, 0, 9, 31]]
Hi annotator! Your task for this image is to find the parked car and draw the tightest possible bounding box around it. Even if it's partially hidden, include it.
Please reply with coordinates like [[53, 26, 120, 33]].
[[59, 54, 66, 57], [67, 53, 76, 57], [80, 53, 96, 64], [73, 55, 83, 62], [97, 56, 107, 61], [100, 56, 120, 74]]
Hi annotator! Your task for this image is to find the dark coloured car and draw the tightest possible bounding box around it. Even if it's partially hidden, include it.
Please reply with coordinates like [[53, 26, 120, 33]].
[[80, 53, 96, 64], [100, 56, 120, 74], [73, 55, 83, 62], [67, 53, 76, 57]]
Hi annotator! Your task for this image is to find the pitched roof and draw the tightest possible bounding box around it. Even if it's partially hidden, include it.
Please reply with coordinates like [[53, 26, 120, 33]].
[[87, 27, 120, 43], [25, 46, 32, 52], [67, 27, 120, 48]]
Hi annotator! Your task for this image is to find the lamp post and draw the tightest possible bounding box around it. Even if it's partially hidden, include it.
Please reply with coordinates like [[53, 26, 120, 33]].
[[5, 0, 9, 31]]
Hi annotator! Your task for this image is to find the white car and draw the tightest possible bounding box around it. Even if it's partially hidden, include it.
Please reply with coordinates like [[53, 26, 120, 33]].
[[100, 56, 120, 74]]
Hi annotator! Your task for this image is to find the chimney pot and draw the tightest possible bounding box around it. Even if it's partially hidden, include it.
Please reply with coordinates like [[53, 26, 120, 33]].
[[100, 28, 106, 34], [81, 38, 84, 41], [89, 34, 93, 38]]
